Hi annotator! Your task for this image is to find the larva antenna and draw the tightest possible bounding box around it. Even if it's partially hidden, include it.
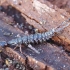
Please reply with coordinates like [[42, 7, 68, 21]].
[[54, 18, 70, 33]]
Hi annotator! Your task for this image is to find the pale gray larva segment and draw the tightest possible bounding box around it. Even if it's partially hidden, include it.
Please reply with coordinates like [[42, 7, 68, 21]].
[[41, 32, 46, 41], [17, 37, 22, 44], [27, 34, 34, 43], [22, 36, 28, 45], [33, 33, 38, 43], [37, 33, 42, 42], [8, 38, 18, 45], [44, 28, 55, 40]]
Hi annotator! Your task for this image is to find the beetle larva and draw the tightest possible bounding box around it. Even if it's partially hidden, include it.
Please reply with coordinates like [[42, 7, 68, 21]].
[[7, 18, 70, 46], [0, 18, 70, 47], [7, 28, 55, 46]]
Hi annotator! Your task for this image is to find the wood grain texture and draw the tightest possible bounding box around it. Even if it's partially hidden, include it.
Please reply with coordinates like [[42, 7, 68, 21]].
[[3, 0, 70, 51]]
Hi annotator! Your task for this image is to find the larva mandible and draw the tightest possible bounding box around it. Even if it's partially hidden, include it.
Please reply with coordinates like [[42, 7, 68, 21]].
[[0, 18, 70, 47], [7, 18, 70, 46]]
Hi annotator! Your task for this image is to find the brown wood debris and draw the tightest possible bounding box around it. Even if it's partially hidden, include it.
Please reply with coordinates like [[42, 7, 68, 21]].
[[0, 13, 70, 70], [1, 0, 70, 70], [0, 19, 53, 70], [48, 0, 70, 13], [0, 0, 6, 5], [0, 12, 14, 24], [0, 15, 70, 70], [1, 0, 70, 51]]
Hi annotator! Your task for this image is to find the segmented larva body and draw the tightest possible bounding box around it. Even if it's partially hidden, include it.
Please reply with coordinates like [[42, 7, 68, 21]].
[[8, 29, 55, 46], [0, 18, 70, 47], [7, 18, 70, 46]]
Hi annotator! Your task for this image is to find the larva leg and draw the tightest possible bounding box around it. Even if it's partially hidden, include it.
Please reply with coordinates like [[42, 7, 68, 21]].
[[27, 44, 40, 54], [19, 44, 22, 53], [13, 37, 23, 53], [13, 45, 18, 50], [14, 44, 23, 53]]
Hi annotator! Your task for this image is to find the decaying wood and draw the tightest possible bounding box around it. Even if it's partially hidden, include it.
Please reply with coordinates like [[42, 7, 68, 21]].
[[48, 0, 70, 13], [0, 0, 6, 5], [1, 0, 70, 51], [23, 43, 70, 70], [0, 19, 53, 70], [2, 42, 70, 70], [4, 47, 47, 70], [0, 17, 70, 70], [0, 12, 14, 24], [1, 0, 70, 70], [1, 17, 70, 70]]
